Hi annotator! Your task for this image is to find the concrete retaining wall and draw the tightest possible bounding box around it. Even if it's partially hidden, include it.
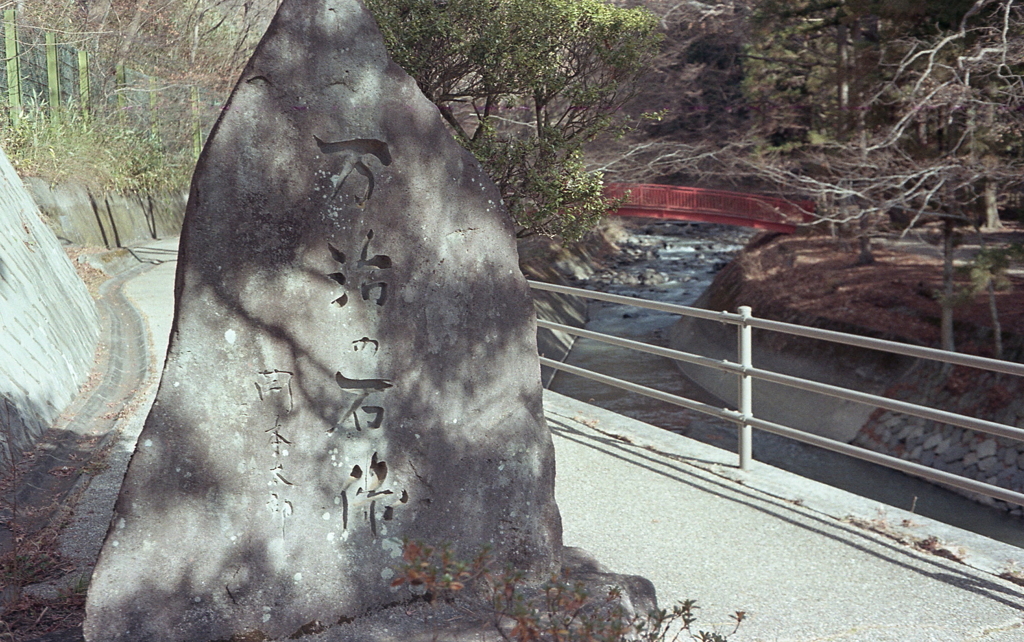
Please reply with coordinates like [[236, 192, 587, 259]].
[[24, 177, 187, 248], [0, 151, 99, 469], [519, 225, 623, 386], [668, 258, 916, 443]]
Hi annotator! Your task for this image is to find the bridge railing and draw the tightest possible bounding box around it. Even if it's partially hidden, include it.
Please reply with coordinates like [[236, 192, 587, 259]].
[[606, 183, 816, 225], [528, 280, 1024, 508]]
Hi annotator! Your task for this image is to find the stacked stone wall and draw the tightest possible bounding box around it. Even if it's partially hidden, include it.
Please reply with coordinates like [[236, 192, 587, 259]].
[[0, 149, 99, 469], [853, 361, 1024, 516]]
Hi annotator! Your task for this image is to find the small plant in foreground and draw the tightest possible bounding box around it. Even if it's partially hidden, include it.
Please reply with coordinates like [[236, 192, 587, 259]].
[[392, 539, 744, 641]]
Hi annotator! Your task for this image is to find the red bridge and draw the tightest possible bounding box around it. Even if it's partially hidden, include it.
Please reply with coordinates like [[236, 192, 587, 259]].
[[606, 183, 816, 233]]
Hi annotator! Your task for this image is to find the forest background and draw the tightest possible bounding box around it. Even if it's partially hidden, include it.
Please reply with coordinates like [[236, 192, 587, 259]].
[[4, 0, 1024, 353], [7, 0, 1024, 230]]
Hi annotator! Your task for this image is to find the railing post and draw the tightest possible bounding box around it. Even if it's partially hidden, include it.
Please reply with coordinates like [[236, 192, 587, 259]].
[[77, 49, 90, 118], [149, 75, 159, 139], [191, 85, 202, 159], [115, 61, 127, 112], [45, 31, 59, 122], [738, 305, 753, 470], [4, 10, 21, 127]]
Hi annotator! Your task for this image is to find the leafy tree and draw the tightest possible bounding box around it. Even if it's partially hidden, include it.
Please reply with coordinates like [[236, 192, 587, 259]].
[[365, 0, 661, 239]]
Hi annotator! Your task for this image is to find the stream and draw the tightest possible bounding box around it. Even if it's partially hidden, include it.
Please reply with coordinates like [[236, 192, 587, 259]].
[[548, 220, 1024, 549]]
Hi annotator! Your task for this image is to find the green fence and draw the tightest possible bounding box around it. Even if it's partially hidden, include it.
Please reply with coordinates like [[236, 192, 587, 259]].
[[0, 10, 217, 159]]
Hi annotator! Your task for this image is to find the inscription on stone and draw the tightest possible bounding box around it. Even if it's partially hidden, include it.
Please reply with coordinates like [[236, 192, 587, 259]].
[[255, 370, 293, 408], [315, 137, 392, 205]]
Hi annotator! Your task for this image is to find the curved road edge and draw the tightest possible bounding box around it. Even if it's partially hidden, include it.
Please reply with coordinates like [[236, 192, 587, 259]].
[[14, 239, 179, 605]]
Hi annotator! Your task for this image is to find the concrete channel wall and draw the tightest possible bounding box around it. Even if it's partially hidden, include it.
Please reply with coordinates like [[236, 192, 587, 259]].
[[519, 226, 624, 385], [669, 306, 917, 442], [0, 151, 99, 469], [24, 177, 187, 249]]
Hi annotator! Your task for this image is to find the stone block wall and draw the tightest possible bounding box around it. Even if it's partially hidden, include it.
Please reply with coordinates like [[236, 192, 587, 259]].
[[23, 177, 187, 248], [853, 361, 1024, 515], [0, 150, 99, 469]]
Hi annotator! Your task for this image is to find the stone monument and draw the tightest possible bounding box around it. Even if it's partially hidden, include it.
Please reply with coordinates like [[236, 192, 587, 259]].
[[83, 1, 563, 639]]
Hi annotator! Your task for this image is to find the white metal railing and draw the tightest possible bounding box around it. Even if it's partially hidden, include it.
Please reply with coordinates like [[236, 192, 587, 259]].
[[529, 279, 1024, 508]]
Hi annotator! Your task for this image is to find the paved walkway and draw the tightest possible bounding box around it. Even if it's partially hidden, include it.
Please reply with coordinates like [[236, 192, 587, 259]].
[[2, 249, 155, 556], [23, 237, 1024, 641], [49, 239, 179, 587], [547, 392, 1024, 641]]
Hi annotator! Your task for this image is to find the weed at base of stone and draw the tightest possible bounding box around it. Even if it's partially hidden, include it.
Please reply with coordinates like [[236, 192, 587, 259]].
[[1, 419, 86, 642], [391, 540, 745, 642], [0, 584, 87, 642], [0, 523, 87, 641]]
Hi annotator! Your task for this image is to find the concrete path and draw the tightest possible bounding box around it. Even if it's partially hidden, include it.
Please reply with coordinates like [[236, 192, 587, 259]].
[[20, 239, 180, 605], [119, 239, 179, 363], [547, 391, 1024, 641], [1, 242, 168, 559], [25, 237, 1024, 641]]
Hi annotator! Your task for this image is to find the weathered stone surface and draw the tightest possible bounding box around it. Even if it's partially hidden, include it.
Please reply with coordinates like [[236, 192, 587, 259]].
[[83, 1, 562, 640]]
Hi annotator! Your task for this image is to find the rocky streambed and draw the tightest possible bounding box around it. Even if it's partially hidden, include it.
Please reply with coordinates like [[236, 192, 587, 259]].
[[581, 221, 749, 291]]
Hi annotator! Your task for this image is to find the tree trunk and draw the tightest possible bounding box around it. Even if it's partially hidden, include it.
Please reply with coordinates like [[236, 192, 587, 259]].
[[978, 231, 1003, 359], [984, 179, 1001, 229], [837, 23, 849, 138], [86, 0, 113, 26], [83, 0, 113, 52], [856, 234, 874, 265], [116, 0, 152, 65], [988, 279, 1002, 359], [837, 220, 852, 253], [855, 213, 875, 265], [941, 218, 956, 352]]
